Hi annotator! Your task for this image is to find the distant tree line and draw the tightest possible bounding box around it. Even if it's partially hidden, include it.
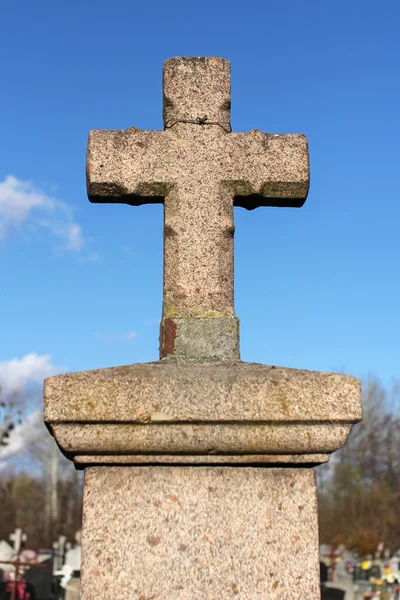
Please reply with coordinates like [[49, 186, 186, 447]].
[[0, 390, 83, 549], [317, 376, 400, 556], [0, 466, 83, 549]]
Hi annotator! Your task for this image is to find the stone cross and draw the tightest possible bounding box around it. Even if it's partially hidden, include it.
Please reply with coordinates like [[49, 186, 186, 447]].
[[45, 57, 361, 600], [9, 528, 27, 555], [87, 57, 309, 361]]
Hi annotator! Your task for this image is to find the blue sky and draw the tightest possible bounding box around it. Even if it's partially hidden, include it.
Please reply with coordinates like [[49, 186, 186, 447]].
[[0, 0, 399, 393]]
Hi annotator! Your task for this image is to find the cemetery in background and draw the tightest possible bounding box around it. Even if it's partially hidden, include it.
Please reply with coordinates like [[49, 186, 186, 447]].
[[0, 465, 83, 551], [318, 376, 400, 599], [318, 376, 400, 556], [0, 385, 83, 550]]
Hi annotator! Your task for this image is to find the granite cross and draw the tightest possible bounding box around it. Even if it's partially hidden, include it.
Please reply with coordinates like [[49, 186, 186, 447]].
[[86, 57, 309, 361]]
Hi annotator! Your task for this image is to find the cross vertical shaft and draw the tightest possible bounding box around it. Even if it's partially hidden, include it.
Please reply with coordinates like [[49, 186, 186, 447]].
[[163, 179, 234, 316], [161, 151, 238, 361], [160, 58, 238, 361]]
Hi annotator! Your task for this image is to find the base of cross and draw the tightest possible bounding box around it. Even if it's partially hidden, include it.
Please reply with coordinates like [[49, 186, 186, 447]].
[[160, 315, 240, 361], [44, 360, 360, 599]]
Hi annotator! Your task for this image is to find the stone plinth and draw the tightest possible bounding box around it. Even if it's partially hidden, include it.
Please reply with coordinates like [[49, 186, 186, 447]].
[[80, 466, 320, 600], [44, 362, 361, 465]]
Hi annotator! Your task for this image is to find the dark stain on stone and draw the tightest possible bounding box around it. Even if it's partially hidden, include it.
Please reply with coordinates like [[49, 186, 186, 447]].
[[225, 224, 235, 238], [279, 395, 289, 415], [161, 318, 177, 358], [147, 534, 161, 547], [164, 224, 176, 238], [179, 543, 187, 552]]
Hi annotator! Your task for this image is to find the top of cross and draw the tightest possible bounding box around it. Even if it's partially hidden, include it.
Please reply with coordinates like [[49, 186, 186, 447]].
[[163, 57, 231, 129]]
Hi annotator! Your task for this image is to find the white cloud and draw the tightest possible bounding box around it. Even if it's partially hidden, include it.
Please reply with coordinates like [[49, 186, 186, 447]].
[[0, 354, 63, 468], [0, 175, 85, 252], [0, 353, 60, 395], [0, 175, 54, 227], [0, 409, 43, 466], [66, 223, 83, 251]]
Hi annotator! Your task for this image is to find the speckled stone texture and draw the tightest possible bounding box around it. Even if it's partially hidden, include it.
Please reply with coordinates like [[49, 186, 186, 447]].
[[80, 467, 321, 600], [45, 362, 360, 423], [86, 57, 309, 360], [44, 361, 361, 463]]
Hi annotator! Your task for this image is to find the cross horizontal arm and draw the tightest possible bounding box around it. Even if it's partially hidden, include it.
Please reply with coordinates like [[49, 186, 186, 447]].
[[225, 131, 309, 209], [87, 128, 171, 204]]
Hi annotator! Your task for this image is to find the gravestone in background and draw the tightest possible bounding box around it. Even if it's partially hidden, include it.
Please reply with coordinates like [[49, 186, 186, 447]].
[[26, 558, 53, 600], [44, 57, 362, 599]]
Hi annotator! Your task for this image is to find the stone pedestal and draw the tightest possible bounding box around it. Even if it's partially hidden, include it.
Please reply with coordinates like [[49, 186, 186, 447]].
[[81, 466, 320, 599], [44, 361, 361, 599]]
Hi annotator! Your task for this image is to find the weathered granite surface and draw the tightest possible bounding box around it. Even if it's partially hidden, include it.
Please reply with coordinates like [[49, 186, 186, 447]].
[[80, 467, 321, 600], [87, 57, 309, 360], [52, 421, 353, 459], [44, 361, 361, 464], [45, 362, 360, 423]]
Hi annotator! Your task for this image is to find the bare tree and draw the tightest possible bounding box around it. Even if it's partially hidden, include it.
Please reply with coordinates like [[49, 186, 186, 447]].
[[0, 386, 23, 446], [317, 376, 400, 555], [26, 414, 83, 545]]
